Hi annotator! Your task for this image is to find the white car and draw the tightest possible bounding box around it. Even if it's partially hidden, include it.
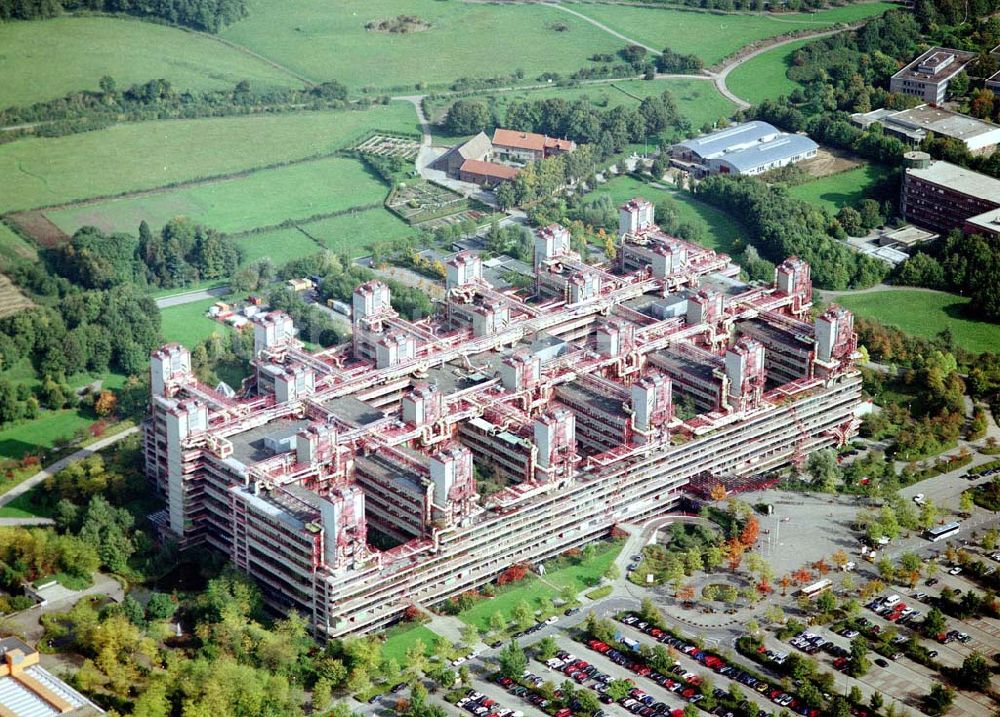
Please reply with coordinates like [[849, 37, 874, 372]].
[[545, 615, 559, 625], [913, 494, 925, 504], [949, 566, 962, 575]]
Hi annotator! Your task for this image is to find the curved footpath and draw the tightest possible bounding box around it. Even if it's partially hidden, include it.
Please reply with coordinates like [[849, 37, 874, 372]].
[[0, 426, 140, 525]]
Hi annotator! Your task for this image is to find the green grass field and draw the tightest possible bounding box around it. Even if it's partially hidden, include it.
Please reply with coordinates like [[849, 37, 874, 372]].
[[159, 298, 231, 348], [576, 4, 893, 66], [221, 0, 622, 92], [726, 37, 812, 105], [457, 541, 623, 632], [0, 16, 300, 108], [235, 227, 323, 266], [837, 289, 1000, 355], [788, 164, 892, 213], [305, 207, 415, 254], [0, 408, 96, 460], [380, 623, 440, 662], [46, 157, 388, 236], [458, 576, 557, 633], [235, 206, 414, 266], [592, 176, 748, 255], [0, 105, 416, 214]]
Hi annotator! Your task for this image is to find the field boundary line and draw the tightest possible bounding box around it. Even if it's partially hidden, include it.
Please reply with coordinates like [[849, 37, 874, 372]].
[[5, 149, 354, 219], [608, 82, 645, 102], [227, 203, 384, 242], [202, 34, 318, 86], [291, 222, 326, 251]]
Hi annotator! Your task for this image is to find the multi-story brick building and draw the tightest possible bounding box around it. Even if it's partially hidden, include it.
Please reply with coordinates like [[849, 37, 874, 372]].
[[900, 154, 1000, 235]]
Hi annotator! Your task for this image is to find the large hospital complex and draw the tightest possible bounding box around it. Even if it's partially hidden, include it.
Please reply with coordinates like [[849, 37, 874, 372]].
[[142, 198, 863, 638]]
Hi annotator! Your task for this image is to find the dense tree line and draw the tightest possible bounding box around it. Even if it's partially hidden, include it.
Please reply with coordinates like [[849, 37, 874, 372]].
[[861, 351, 967, 459], [914, 0, 1000, 29], [0, 77, 354, 143], [504, 89, 686, 148], [0, 0, 248, 32], [495, 147, 603, 209], [780, 10, 920, 115], [894, 230, 1000, 321], [655, 48, 704, 74], [55, 218, 241, 291], [0, 248, 161, 432], [694, 176, 888, 289], [0, 281, 160, 379]]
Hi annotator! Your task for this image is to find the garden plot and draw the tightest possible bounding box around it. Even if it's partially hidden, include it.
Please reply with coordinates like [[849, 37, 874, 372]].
[[418, 208, 490, 231], [386, 182, 467, 224], [354, 133, 422, 160]]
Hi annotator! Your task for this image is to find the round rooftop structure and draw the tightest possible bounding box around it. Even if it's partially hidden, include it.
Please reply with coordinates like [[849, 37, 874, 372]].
[[904, 150, 932, 169]]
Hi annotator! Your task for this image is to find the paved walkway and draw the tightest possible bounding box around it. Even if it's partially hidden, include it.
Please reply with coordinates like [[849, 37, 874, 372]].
[[0, 517, 55, 527], [543, 3, 870, 109], [155, 285, 231, 309], [0, 426, 140, 509], [819, 283, 957, 300], [544, 2, 663, 55], [6, 573, 124, 645], [711, 25, 862, 108]]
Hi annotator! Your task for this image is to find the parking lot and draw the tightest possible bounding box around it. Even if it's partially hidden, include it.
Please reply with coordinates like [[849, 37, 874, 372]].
[[467, 604, 850, 717], [766, 586, 998, 717]]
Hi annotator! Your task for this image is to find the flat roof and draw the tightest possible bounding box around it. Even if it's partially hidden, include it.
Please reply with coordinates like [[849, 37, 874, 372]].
[[355, 451, 428, 495], [884, 105, 1000, 142], [0, 644, 105, 716], [965, 207, 1000, 233], [424, 363, 489, 394], [654, 346, 720, 382], [737, 319, 812, 355], [323, 395, 385, 426], [907, 160, 1000, 202], [891, 46, 974, 83], [237, 485, 315, 529], [228, 418, 310, 465], [881, 225, 938, 246]]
